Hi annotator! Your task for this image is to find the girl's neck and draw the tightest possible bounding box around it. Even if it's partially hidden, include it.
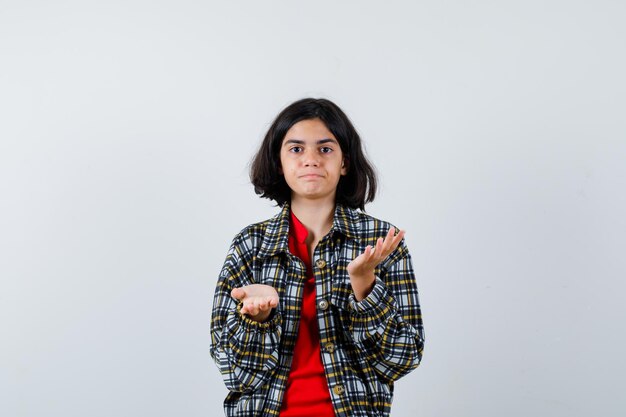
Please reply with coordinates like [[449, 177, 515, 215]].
[[290, 197, 335, 244]]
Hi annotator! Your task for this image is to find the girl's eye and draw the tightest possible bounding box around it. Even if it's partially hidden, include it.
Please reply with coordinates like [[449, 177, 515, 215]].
[[288, 146, 333, 154]]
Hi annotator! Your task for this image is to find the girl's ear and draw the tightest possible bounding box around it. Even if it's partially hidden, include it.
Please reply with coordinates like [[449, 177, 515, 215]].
[[341, 158, 349, 175], [278, 165, 284, 175]]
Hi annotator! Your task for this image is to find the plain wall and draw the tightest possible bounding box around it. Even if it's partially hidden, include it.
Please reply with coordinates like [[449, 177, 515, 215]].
[[1, 1, 624, 416]]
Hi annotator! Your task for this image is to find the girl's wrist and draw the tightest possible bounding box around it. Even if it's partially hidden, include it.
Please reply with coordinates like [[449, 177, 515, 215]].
[[247, 309, 272, 323], [349, 272, 376, 301]]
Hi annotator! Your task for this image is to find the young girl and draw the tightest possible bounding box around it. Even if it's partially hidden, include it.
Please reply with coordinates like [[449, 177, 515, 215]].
[[210, 98, 425, 417]]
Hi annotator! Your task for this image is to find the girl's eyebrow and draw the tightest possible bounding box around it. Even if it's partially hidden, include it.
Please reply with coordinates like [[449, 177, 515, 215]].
[[283, 138, 339, 146]]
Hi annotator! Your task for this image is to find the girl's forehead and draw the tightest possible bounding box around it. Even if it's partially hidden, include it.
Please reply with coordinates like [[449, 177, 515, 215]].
[[286, 118, 332, 133], [282, 122, 339, 143]]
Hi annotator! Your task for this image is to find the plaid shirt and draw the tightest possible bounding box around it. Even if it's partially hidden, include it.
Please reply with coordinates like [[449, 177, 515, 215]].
[[210, 202, 425, 417]]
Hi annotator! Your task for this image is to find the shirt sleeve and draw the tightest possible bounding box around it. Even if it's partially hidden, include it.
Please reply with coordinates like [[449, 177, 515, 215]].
[[209, 234, 283, 393], [347, 238, 425, 383]]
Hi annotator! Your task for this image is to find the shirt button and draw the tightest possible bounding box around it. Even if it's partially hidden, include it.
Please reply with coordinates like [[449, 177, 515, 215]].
[[315, 258, 326, 269], [318, 299, 329, 311], [333, 384, 345, 396], [324, 342, 335, 353]]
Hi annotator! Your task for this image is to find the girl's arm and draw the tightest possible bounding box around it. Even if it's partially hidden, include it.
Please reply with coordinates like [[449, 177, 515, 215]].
[[347, 236, 425, 383], [209, 234, 282, 393]]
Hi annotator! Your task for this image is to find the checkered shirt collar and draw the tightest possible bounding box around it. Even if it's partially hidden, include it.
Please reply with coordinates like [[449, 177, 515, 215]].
[[257, 201, 361, 260]]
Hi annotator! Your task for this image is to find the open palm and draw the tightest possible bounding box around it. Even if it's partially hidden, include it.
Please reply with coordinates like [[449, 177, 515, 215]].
[[347, 226, 405, 277], [230, 284, 279, 322]]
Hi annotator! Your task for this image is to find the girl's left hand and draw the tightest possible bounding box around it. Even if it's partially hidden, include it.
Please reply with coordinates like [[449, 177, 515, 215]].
[[347, 226, 405, 300]]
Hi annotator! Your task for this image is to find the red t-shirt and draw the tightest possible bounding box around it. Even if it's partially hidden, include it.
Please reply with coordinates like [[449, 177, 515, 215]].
[[279, 211, 335, 417]]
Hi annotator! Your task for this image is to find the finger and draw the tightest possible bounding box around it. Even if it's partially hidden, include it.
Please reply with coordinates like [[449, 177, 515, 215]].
[[373, 238, 384, 259], [381, 227, 396, 253], [231, 287, 245, 300], [265, 296, 277, 308], [247, 303, 258, 316], [367, 244, 377, 260], [383, 228, 405, 257], [391, 229, 405, 250], [268, 297, 278, 308]]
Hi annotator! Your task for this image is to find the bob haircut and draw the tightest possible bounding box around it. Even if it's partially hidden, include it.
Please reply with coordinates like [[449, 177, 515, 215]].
[[249, 98, 378, 211]]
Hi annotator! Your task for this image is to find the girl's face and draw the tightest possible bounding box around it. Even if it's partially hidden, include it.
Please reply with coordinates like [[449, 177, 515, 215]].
[[279, 118, 348, 204]]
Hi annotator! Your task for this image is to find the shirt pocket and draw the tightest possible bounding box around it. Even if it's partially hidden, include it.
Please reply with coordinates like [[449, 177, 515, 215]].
[[253, 257, 289, 291]]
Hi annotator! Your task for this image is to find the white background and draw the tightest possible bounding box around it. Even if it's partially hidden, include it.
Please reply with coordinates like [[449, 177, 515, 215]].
[[1, 1, 625, 416]]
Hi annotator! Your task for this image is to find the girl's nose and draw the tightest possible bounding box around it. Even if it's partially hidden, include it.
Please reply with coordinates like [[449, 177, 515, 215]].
[[303, 149, 320, 166]]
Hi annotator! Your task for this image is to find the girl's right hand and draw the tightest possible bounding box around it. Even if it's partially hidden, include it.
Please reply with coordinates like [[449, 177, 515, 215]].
[[230, 284, 279, 323]]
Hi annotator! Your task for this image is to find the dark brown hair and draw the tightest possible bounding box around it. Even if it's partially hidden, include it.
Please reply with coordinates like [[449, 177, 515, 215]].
[[249, 97, 378, 210]]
